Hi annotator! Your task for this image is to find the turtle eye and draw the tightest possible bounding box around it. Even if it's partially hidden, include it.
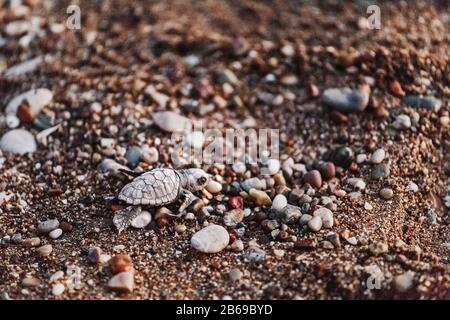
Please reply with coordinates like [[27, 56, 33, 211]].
[[197, 177, 207, 185]]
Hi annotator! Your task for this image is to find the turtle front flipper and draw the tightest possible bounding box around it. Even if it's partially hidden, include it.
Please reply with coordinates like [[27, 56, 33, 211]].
[[167, 189, 197, 218], [113, 206, 142, 234]]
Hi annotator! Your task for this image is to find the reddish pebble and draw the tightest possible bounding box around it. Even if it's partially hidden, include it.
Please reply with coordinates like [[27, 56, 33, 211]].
[[17, 101, 35, 124], [60, 221, 73, 232], [308, 83, 320, 98], [228, 196, 244, 210], [390, 80, 405, 97], [109, 254, 133, 274], [319, 162, 336, 180], [330, 111, 348, 124], [304, 170, 322, 189]]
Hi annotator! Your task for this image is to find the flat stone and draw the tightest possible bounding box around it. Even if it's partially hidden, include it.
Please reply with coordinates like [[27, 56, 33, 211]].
[[0, 129, 36, 155], [107, 271, 134, 293], [191, 224, 230, 253], [153, 111, 191, 132], [38, 219, 59, 234], [322, 87, 370, 112], [402, 95, 442, 110]]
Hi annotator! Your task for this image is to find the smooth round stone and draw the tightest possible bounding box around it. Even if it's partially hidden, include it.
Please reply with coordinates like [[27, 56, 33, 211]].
[[299, 214, 312, 226], [52, 283, 65, 296], [232, 162, 246, 174], [319, 162, 336, 180], [23, 237, 41, 247], [406, 182, 418, 192], [228, 269, 243, 281], [191, 225, 230, 253], [49, 228, 63, 239], [230, 239, 244, 252], [38, 219, 59, 234], [370, 149, 386, 164], [0, 129, 37, 155], [141, 146, 159, 164], [206, 180, 222, 194], [242, 177, 265, 192], [271, 194, 287, 211], [11, 234, 23, 244], [5, 114, 20, 128], [402, 95, 442, 110], [223, 209, 244, 227], [107, 271, 134, 293], [393, 114, 411, 129], [37, 244, 53, 257], [153, 111, 191, 132], [245, 247, 266, 263], [6, 88, 53, 115], [380, 188, 394, 200], [249, 189, 272, 206], [304, 170, 322, 189], [333, 147, 354, 168], [322, 87, 369, 112], [371, 164, 390, 180], [308, 216, 323, 232], [394, 272, 415, 293], [313, 207, 334, 228], [130, 211, 152, 229], [125, 146, 142, 167], [265, 159, 280, 175], [277, 204, 302, 225], [22, 277, 40, 287]]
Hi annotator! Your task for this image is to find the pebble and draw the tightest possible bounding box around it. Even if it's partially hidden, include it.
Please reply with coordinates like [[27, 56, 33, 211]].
[[174, 224, 187, 233], [153, 111, 191, 132], [394, 272, 415, 293], [294, 238, 318, 250], [0, 129, 37, 155], [87, 246, 102, 264], [49, 228, 63, 239], [318, 162, 336, 180], [11, 234, 23, 244], [275, 204, 302, 224], [109, 254, 133, 274], [125, 146, 142, 167], [406, 182, 418, 192], [4, 56, 44, 77], [36, 244, 52, 257], [299, 214, 312, 226], [228, 269, 243, 281], [52, 283, 65, 296], [308, 216, 323, 232], [356, 154, 367, 164], [215, 69, 239, 85], [245, 247, 266, 263], [130, 210, 152, 228], [313, 207, 334, 228], [97, 159, 129, 174], [271, 194, 287, 211], [304, 170, 322, 189], [265, 159, 280, 175], [141, 146, 159, 164], [49, 271, 65, 283], [38, 219, 59, 234], [371, 164, 390, 180], [22, 277, 40, 288], [370, 149, 386, 164], [6, 88, 53, 116], [5, 114, 20, 128], [333, 147, 354, 168], [191, 224, 230, 253], [249, 189, 272, 206], [223, 209, 244, 227], [322, 87, 369, 112], [348, 178, 366, 191], [242, 177, 265, 191], [230, 239, 244, 252], [229, 196, 244, 209], [107, 271, 134, 293], [232, 162, 246, 174], [23, 237, 41, 247], [393, 114, 411, 130], [402, 95, 442, 110], [206, 180, 222, 193], [379, 188, 394, 200], [326, 232, 341, 248]]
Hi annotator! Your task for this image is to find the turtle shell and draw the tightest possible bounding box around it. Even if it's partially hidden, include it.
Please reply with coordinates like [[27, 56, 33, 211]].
[[118, 168, 181, 205]]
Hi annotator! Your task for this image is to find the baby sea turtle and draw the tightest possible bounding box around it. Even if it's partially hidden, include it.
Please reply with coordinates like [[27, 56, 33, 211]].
[[112, 168, 210, 233]]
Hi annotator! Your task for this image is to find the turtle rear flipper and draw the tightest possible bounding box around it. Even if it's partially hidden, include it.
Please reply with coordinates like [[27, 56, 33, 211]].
[[113, 206, 142, 234]]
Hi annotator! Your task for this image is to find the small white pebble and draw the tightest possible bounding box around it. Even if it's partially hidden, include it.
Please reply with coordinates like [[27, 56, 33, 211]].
[[52, 283, 65, 296], [49, 228, 63, 239]]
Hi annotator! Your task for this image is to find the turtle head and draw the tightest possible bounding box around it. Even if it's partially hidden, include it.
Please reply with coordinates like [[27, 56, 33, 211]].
[[182, 168, 210, 191]]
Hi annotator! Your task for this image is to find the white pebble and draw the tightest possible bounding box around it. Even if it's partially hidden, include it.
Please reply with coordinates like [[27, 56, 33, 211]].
[[308, 216, 323, 232], [370, 149, 386, 164], [265, 159, 280, 175], [271, 194, 287, 211], [191, 224, 230, 253], [0, 129, 37, 155], [406, 182, 419, 192], [49, 228, 63, 239], [130, 211, 152, 228], [52, 283, 65, 296], [313, 207, 334, 228], [206, 180, 222, 193]]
